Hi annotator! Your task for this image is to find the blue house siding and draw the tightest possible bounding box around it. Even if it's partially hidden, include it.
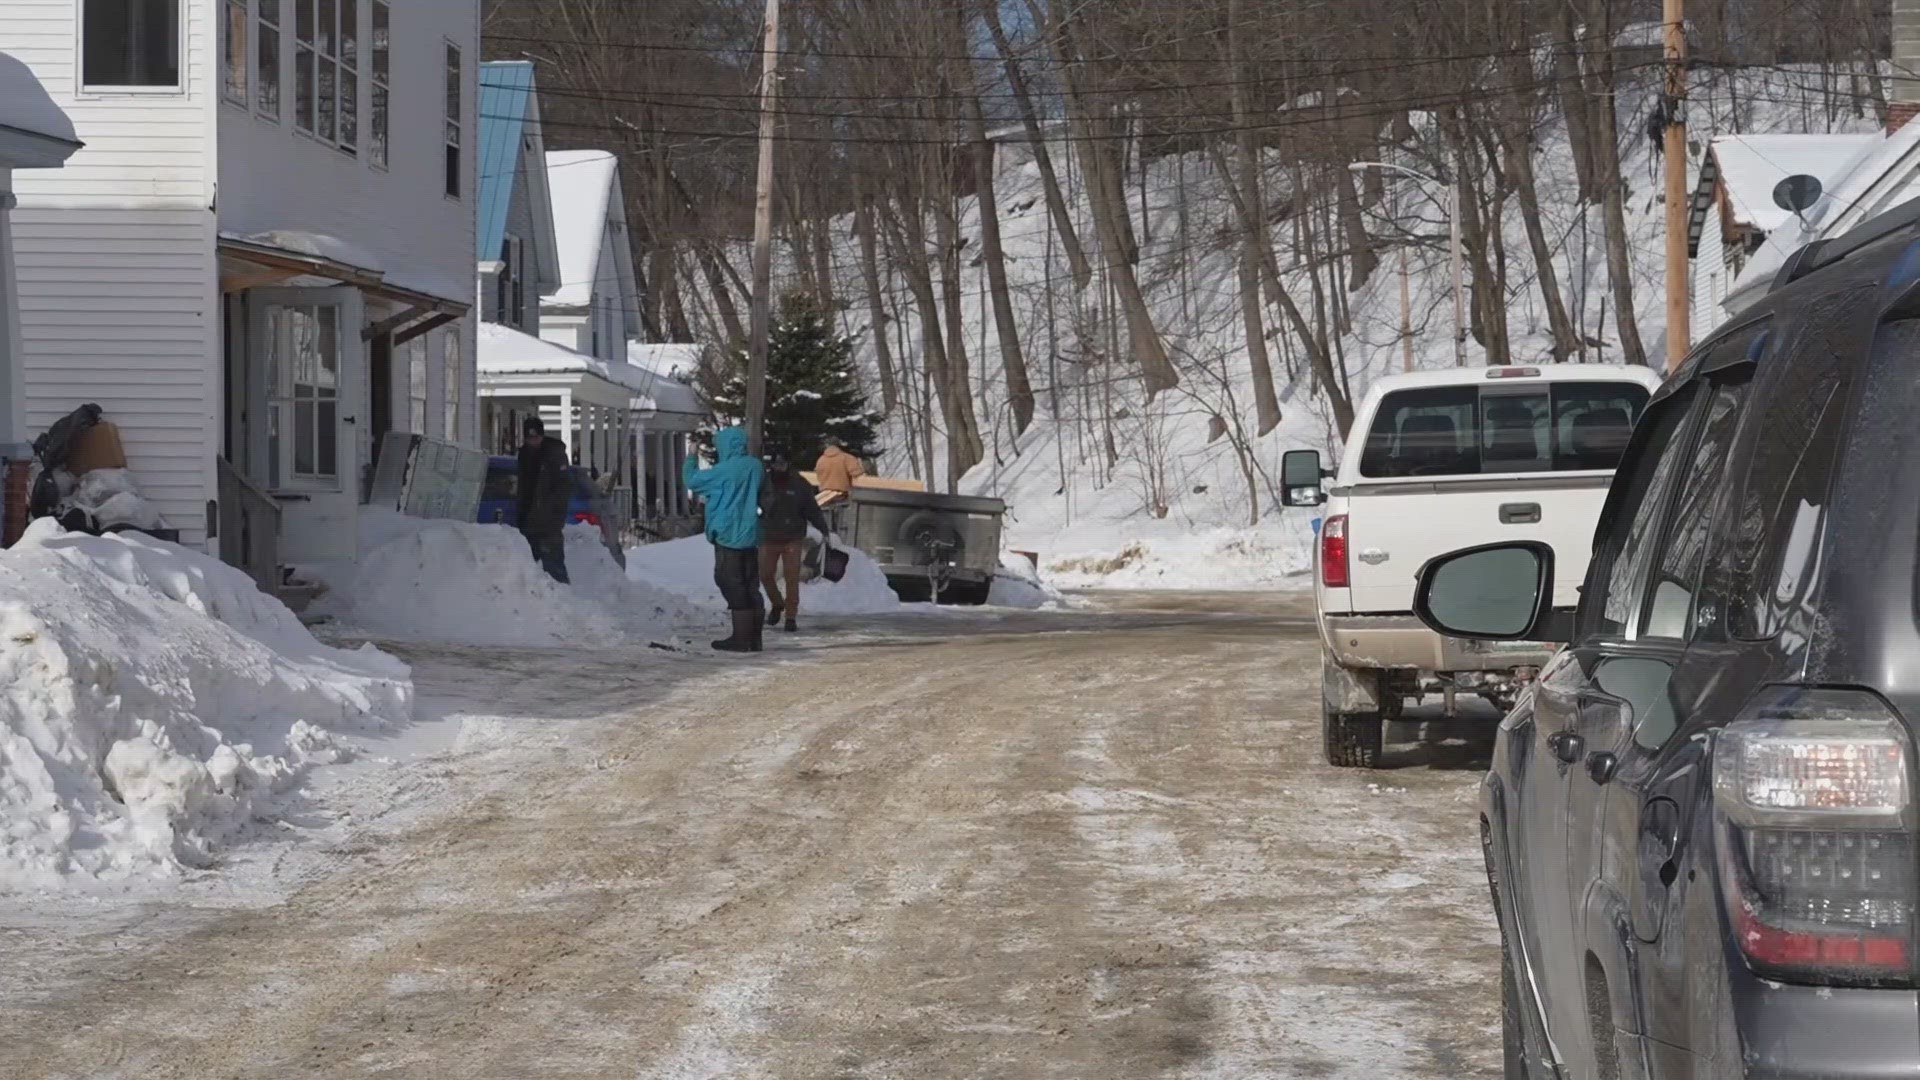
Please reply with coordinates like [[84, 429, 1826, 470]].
[[478, 61, 537, 265]]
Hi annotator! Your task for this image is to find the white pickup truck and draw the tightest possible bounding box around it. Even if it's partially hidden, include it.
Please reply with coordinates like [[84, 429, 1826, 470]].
[[1281, 364, 1662, 767]]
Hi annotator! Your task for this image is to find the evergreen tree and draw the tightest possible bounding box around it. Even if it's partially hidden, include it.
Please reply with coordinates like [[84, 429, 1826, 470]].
[[704, 294, 883, 463]]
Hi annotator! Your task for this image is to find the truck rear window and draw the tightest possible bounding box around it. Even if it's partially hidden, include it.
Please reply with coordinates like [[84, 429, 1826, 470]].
[[1357, 382, 1649, 478]]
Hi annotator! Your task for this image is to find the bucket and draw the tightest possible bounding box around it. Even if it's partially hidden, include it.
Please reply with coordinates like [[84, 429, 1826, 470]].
[[823, 546, 850, 583]]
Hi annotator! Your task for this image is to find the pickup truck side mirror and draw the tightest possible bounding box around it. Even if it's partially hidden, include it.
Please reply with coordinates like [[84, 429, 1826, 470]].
[[1281, 449, 1327, 508], [1414, 541, 1569, 643]]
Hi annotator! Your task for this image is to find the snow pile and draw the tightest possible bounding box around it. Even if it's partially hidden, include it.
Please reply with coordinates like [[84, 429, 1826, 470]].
[[67, 467, 167, 531], [1040, 523, 1314, 591], [0, 521, 411, 885], [310, 512, 710, 647], [626, 535, 905, 615], [986, 553, 1069, 609]]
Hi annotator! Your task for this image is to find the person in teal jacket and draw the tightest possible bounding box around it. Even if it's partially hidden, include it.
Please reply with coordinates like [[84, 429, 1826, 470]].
[[684, 426, 766, 652]]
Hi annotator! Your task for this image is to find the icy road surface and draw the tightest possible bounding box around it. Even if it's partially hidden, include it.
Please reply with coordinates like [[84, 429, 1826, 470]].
[[0, 592, 1500, 1078]]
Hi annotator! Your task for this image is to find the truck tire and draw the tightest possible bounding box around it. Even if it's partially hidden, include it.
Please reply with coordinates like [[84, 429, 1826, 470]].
[[1323, 703, 1384, 769]]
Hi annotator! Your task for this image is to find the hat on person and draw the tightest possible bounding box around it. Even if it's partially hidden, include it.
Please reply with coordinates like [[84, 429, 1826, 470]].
[[523, 416, 545, 438]]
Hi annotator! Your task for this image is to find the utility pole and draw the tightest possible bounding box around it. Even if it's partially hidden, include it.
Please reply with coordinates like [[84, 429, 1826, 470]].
[[1664, 0, 1690, 371], [744, 0, 781, 457]]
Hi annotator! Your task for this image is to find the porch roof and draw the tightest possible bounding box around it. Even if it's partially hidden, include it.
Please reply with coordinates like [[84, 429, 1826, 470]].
[[0, 52, 80, 168], [216, 232, 473, 311], [624, 342, 709, 417], [478, 322, 653, 412]]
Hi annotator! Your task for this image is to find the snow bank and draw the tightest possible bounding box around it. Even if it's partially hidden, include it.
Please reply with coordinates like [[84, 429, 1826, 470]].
[[987, 553, 1069, 609], [625, 536, 904, 616], [310, 511, 710, 647], [0, 521, 411, 886], [1039, 524, 1313, 591]]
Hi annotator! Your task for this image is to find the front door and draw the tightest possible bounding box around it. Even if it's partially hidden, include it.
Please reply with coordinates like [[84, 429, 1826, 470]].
[[246, 287, 363, 563]]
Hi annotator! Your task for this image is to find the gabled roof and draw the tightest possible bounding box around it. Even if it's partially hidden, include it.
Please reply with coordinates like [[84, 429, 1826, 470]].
[[543, 150, 636, 332], [477, 62, 560, 289], [1712, 133, 1881, 233], [1726, 121, 1920, 313]]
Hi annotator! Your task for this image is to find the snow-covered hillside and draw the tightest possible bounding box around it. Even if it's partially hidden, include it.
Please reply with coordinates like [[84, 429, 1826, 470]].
[[756, 67, 1881, 584]]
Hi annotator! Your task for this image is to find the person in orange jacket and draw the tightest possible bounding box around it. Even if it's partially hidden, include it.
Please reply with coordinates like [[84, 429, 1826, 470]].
[[813, 437, 865, 507]]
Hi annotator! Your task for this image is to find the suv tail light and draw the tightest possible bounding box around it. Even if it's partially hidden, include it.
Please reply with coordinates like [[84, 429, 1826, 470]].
[[1321, 514, 1350, 589], [1713, 687, 1916, 986]]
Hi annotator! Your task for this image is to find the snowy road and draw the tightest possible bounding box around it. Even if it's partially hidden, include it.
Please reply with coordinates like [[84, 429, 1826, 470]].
[[0, 593, 1500, 1078]]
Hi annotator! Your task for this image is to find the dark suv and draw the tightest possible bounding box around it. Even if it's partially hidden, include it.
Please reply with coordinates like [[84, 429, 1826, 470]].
[[1411, 199, 1920, 1078]]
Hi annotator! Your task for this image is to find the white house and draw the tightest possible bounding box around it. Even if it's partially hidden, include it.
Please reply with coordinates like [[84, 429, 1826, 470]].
[[0, 51, 81, 454], [1, 0, 478, 582], [541, 149, 639, 362], [1686, 132, 1879, 343]]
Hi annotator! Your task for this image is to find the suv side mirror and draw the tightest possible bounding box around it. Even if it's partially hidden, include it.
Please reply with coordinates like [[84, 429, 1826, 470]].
[[1414, 541, 1568, 643], [1281, 449, 1327, 508]]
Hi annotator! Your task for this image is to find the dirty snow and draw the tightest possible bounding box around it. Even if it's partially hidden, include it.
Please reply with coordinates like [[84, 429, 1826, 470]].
[[625, 535, 905, 616], [1038, 524, 1313, 592], [0, 521, 411, 887], [309, 511, 713, 647], [986, 552, 1070, 609]]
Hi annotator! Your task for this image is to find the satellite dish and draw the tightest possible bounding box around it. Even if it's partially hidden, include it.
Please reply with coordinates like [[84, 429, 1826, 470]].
[[1774, 174, 1824, 215]]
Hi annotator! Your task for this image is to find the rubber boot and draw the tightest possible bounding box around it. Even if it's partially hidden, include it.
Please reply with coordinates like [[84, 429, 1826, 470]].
[[749, 610, 765, 652], [712, 610, 756, 653]]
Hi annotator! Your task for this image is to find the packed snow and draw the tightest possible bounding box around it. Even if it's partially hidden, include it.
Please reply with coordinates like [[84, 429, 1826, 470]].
[[625, 535, 906, 616], [308, 511, 713, 647], [0, 521, 411, 887], [985, 553, 1070, 609]]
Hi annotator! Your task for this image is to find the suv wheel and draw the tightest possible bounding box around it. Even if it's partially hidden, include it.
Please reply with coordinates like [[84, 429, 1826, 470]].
[[1323, 704, 1383, 768]]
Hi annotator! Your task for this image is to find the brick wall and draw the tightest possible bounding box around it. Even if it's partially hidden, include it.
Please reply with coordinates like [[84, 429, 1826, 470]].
[[1891, 101, 1920, 135]]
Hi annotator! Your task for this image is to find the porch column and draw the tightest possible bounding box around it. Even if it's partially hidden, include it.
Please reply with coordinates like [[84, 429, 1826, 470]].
[[650, 432, 665, 518], [558, 390, 576, 465], [674, 434, 689, 517], [0, 183, 21, 455]]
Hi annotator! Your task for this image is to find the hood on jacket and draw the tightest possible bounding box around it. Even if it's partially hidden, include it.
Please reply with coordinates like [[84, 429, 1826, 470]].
[[714, 426, 749, 462]]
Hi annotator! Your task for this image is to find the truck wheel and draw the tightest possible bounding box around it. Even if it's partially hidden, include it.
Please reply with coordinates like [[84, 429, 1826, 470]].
[[1323, 704, 1384, 769]]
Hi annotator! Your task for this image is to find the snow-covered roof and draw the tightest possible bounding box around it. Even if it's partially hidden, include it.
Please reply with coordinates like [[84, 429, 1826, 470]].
[[544, 149, 620, 307], [480, 322, 681, 411], [1725, 120, 1920, 315], [1711, 133, 1882, 232], [625, 342, 709, 416], [0, 51, 80, 167]]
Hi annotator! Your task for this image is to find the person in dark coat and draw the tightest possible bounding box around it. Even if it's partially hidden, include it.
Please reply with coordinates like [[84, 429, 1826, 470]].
[[516, 415, 573, 584], [759, 452, 832, 632]]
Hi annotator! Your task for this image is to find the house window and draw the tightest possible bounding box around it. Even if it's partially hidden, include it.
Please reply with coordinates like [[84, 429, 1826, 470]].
[[257, 0, 281, 118], [369, 1, 389, 168], [267, 305, 341, 486], [83, 0, 181, 89], [293, 0, 315, 131], [495, 236, 526, 329], [445, 42, 463, 198], [336, 0, 357, 154], [407, 335, 428, 434], [442, 328, 461, 441], [222, 0, 247, 104]]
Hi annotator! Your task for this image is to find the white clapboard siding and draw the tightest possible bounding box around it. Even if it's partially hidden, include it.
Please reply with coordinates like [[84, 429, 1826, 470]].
[[2, 0, 216, 209], [1692, 209, 1729, 345], [11, 209, 221, 547]]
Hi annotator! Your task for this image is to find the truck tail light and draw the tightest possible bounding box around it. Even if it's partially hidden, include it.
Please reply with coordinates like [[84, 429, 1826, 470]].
[[1321, 514, 1349, 589], [1712, 687, 1917, 986]]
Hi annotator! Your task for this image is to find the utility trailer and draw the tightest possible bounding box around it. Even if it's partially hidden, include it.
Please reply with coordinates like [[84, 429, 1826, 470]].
[[829, 487, 1007, 604]]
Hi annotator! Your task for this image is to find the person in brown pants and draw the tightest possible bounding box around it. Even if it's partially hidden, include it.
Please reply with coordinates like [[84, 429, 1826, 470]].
[[759, 451, 833, 632]]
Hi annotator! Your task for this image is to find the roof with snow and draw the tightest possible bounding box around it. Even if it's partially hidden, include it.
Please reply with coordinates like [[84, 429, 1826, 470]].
[[625, 343, 709, 416], [480, 322, 693, 414], [1709, 133, 1881, 232], [0, 51, 80, 167], [1725, 120, 1920, 314], [478, 62, 537, 265], [545, 150, 621, 307]]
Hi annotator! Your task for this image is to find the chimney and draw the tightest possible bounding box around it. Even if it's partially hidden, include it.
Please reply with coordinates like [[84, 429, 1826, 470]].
[[1894, 0, 1920, 132]]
